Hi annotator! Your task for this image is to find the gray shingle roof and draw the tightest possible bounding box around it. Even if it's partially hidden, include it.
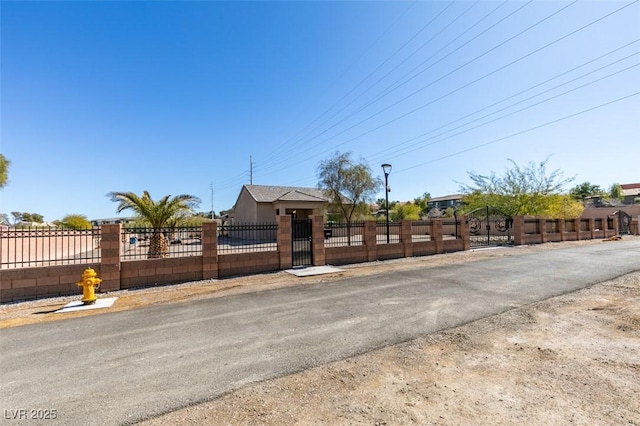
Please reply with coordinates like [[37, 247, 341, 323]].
[[244, 185, 330, 203]]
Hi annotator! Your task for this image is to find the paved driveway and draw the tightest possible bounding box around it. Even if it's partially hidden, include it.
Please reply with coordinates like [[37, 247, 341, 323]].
[[1, 240, 639, 425]]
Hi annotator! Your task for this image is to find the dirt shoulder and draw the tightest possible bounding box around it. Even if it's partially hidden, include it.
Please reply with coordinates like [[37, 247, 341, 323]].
[[138, 270, 640, 426]]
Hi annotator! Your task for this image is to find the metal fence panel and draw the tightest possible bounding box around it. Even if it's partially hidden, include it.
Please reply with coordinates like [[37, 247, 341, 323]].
[[411, 221, 432, 242], [442, 219, 460, 240], [218, 223, 278, 253], [122, 226, 203, 260], [324, 222, 365, 247], [1, 226, 101, 268], [376, 221, 401, 244]]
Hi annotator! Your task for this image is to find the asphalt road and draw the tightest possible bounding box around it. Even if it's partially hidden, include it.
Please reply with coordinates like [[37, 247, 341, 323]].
[[1, 240, 639, 425]]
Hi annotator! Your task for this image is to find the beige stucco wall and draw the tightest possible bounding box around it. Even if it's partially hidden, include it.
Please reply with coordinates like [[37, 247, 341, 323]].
[[272, 201, 324, 218], [233, 187, 328, 223], [233, 188, 259, 223], [256, 203, 277, 222]]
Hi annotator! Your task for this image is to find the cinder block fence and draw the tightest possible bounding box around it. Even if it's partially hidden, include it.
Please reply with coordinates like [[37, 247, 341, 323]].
[[0, 214, 636, 303]]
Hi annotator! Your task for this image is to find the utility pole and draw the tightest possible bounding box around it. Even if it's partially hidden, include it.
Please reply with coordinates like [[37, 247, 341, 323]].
[[210, 182, 214, 219], [249, 156, 253, 185]]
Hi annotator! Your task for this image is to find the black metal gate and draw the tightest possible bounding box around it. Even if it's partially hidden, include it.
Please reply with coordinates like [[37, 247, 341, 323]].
[[467, 206, 513, 247], [292, 219, 313, 267], [616, 210, 632, 235]]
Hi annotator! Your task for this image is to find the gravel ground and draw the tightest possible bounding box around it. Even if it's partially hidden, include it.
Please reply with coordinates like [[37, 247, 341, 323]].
[[2, 238, 638, 425], [138, 270, 640, 426]]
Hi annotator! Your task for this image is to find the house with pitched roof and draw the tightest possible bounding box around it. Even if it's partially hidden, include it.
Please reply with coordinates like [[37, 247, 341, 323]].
[[427, 194, 464, 212], [620, 183, 640, 204], [233, 185, 331, 223]]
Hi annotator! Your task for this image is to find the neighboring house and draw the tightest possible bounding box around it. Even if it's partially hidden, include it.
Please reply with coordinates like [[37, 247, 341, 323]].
[[14, 221, 58, 227], [91, 217, 136, 226], [233, 185, 331, 223], [427, 194, 464, 212], [582, 195, 623, 208], [620, 183, 640, 204]]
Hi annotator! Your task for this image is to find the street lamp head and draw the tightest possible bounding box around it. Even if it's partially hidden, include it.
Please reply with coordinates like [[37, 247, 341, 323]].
[[381, 163, 392, 175]]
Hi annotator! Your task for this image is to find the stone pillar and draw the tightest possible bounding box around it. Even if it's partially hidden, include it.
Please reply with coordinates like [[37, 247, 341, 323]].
[[432, 219, 443, 254], [539, 218, 547, 243], [311, 215, 326, 266], [558, 219, 566, 242], [459, 215, 470, 251], [364, 221, 377, 262], [277, 215, 292, 269], [513, 216, 525, 246], [99, 224, 121, 292], [202, 221, 218, 280], [401, 220, 413, 257], [589, 218, 596, 240]]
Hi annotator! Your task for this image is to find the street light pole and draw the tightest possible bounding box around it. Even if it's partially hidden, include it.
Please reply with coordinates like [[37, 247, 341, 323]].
[[381, 163, 392, 244]]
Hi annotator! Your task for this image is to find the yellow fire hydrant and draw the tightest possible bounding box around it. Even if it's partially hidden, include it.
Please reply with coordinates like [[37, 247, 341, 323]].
[[77, 268, 102, 305]]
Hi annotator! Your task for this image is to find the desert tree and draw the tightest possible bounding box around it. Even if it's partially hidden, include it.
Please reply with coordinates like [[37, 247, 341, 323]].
[[609, 183, 622, 200], [391, 203, 421, 221], [107, 191, 200, 258], [569, 182, 603, 200], [318, 152, 381, 244], [413, 192, 431, 216], [458, 158, 574, 217], [0, 154, 9, 189], [55, 214, 92, 229]]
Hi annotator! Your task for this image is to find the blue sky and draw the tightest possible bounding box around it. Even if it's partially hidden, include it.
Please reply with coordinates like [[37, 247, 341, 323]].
[[2, 0, 639, 222]]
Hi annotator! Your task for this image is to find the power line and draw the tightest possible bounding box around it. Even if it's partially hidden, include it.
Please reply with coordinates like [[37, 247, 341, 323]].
[[388, 62, 639, 161], [259, 1, 635, 176], [368, 50, 640, 163], [274, 65, 639, 189], [282, 0, 526, 156], [366, 39, 640, 161], [258, 1, 528, 172], [395, 91, 640, 174], [261, 1, 486, 167], [260, 1, 427, 165]]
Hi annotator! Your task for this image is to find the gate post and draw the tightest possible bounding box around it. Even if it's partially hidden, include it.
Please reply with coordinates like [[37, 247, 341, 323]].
[[99, 223, 121, 292], [459, 215, 470, 251], [513, 216, 525, 246], [539, 218, 547, 243], [202, 221, 218, 280], [277, 215, 292, 270], [364, 221, 377, 261], [401, 220, 413, 257], [311, 215, 325, 266], [432, 219, 443, 254], [558, 219, 566, 242]]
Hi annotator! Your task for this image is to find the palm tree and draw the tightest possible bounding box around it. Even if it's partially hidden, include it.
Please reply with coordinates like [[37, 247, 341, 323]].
[[108, 191, 200, 258]]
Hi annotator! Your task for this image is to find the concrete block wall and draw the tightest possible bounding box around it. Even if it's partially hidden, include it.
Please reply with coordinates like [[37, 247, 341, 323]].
[[218, 252, 280, 278], [120, 257, 203, 289], [325, 246, 368, 265], [1, 213, 628, 303], [513, 215, 625, 246], [0, 263, 97, 302]]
